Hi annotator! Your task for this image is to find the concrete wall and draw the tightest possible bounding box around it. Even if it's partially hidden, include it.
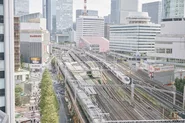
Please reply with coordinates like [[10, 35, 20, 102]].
[[20, 42, 42, 63], [154, 71, 174, 85], [161, 21, 185, 35]]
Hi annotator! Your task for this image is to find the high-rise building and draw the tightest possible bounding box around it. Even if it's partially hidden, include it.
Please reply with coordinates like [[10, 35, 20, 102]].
[[104, 14, 111, 24], [20, 13, 43, 22], [76, 16, 104, 45], [0, 0, 15, 122], [162, 0, 185, 19], [148, 0, 185, 67], [43, 0, 52, 33], [14, 0, 29, 16], [142, 1, 162, 24], [109, 12, 160, 59], [14, 17, 20, 71], [111, 0, 120, 24], [111, 0, 142, 24], [76, 9, 98, 19], [104, 23, 110, 40], [20, 18, 50, 71], [52, 15, 56, 34], [56, 0, 73, 32]]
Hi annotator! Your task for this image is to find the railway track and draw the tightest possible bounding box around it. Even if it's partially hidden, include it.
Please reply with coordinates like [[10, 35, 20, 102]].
[[117, 63, 184, 110], [73, 51, 173, 120]]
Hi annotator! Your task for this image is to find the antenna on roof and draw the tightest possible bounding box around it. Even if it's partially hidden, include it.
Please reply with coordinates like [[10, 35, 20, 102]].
[[83, 0, 87, 16]]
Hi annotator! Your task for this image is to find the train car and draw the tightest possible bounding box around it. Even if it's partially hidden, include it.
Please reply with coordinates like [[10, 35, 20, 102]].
[[116, 72, 130, 84]]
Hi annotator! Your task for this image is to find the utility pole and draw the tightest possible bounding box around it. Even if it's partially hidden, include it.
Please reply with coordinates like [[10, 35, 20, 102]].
[[131, 79, 135, 103], [183, 85, 185, 109]]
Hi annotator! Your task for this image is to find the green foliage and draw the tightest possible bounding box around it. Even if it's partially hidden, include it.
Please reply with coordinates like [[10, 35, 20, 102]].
[[15, 85, 23, 106], [39, 69, 59, 123], [175, 78, 185, 93], [20, 55, 24, 68], [51, 58, 56, 69]]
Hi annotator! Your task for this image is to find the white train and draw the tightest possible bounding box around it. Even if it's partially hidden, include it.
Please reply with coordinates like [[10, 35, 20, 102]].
[[86, 53, 131, 85]]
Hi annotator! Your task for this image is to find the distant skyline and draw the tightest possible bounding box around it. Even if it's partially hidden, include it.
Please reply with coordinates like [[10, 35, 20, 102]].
[[29, 0, 161, 21]]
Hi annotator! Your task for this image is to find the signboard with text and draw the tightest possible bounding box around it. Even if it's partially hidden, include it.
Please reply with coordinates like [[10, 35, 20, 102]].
[[30, 57, 41, 64]]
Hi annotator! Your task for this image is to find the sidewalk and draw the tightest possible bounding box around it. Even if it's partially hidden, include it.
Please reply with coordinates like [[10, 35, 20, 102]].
[[15, 71, 42, 123]]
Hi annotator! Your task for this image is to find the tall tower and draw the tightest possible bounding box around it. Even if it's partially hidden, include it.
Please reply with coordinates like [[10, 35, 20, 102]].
[[0, 0, 15, 123], [14, 0, 29, 16], [56, 0, 73, 32], [162, 0, 185, 20], [83, 0, 87, 15], [43, 0, 52, 33], [111, 0, 142, 24]]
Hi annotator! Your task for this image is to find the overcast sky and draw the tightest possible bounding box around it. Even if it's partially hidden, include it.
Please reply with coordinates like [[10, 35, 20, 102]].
[[29, 0, 161, 21]]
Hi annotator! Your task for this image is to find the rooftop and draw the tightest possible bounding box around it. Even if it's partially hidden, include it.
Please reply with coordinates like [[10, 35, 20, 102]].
[[81, 37, 109, 45]]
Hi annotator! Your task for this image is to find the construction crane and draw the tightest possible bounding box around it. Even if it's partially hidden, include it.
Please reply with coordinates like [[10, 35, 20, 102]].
[[83, 0, 87, 16]]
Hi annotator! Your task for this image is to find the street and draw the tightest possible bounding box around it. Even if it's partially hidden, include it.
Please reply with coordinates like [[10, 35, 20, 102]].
[[49, 62, 71, 123]]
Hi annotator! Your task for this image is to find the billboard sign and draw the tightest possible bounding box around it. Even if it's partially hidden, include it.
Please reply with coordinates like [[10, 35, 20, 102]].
[[29, 34, 42, 42], [149, 65, 174, 73], [30, 57, 41, 64]]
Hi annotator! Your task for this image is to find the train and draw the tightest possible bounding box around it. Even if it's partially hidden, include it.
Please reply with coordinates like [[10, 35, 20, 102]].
[[86, 53, 131, 85]]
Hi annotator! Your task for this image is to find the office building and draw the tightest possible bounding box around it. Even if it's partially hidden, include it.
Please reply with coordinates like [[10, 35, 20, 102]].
[[104, 23, 110, 40], [111, 0, 142, 24], [162, 0, 185, 19], [142, 1, 162, 24], [76, 9, 98, 19], [56, 0, 73, 32], [148, 0, 185, 67], [52, 15, 56, 33], [56, 27, 76, 43], [109, 12, 160, 59], [104, 14, 111, 24], [111, 0, 120, 24], [14, 0, 29, 16], [20, 18, 50, 71], [43, 0, 52, 32], [20, 13, 43, 22], [14, 17, 20, 71], [0, 0, 15, 122], [76, 16, 104, 45], [79, 37, 109, 53]]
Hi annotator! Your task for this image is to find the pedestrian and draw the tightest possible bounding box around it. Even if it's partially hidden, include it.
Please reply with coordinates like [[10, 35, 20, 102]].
[[32, 106, 33, 111]]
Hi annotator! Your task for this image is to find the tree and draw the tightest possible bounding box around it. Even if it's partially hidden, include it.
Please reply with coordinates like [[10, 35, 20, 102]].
[[20, 54, 24, 68], [175, 78, 185, 93], [15, 85, 23, 106], [39, 69, 59, 123]]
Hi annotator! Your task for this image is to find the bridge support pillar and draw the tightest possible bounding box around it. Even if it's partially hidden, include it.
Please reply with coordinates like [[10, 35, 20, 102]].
[[183, 86, 185, 109], [131, 83, 135, 102], [173, 92, 176, 105]]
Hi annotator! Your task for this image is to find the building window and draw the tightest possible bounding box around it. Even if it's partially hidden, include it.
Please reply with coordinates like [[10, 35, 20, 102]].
[[0, 53, 4, 60], [0, 42, 4, 52], [0, 106, 5, 112], [0, 15, 3, 23], [0, 23, 3, 34], [156, 48, 165, 53], [0, 34, 3, 42], [0, 96, 5, 108], [166, 49, 172, 54], [0, 4, 3, 15], [0, 0, 3, 4], [0, 79, 4, 89], [0, 71, 4, 78], [0, 89, 4, 96]]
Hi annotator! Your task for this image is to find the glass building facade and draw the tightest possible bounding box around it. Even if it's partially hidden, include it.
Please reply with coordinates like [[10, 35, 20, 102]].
[[76, 9, 98, 19], [0, 0, 5, 113], [142, 1, 162, 24], [14, 0, 29, 16], [162, 0, 185, 19], [56, 0, 73, 32]]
